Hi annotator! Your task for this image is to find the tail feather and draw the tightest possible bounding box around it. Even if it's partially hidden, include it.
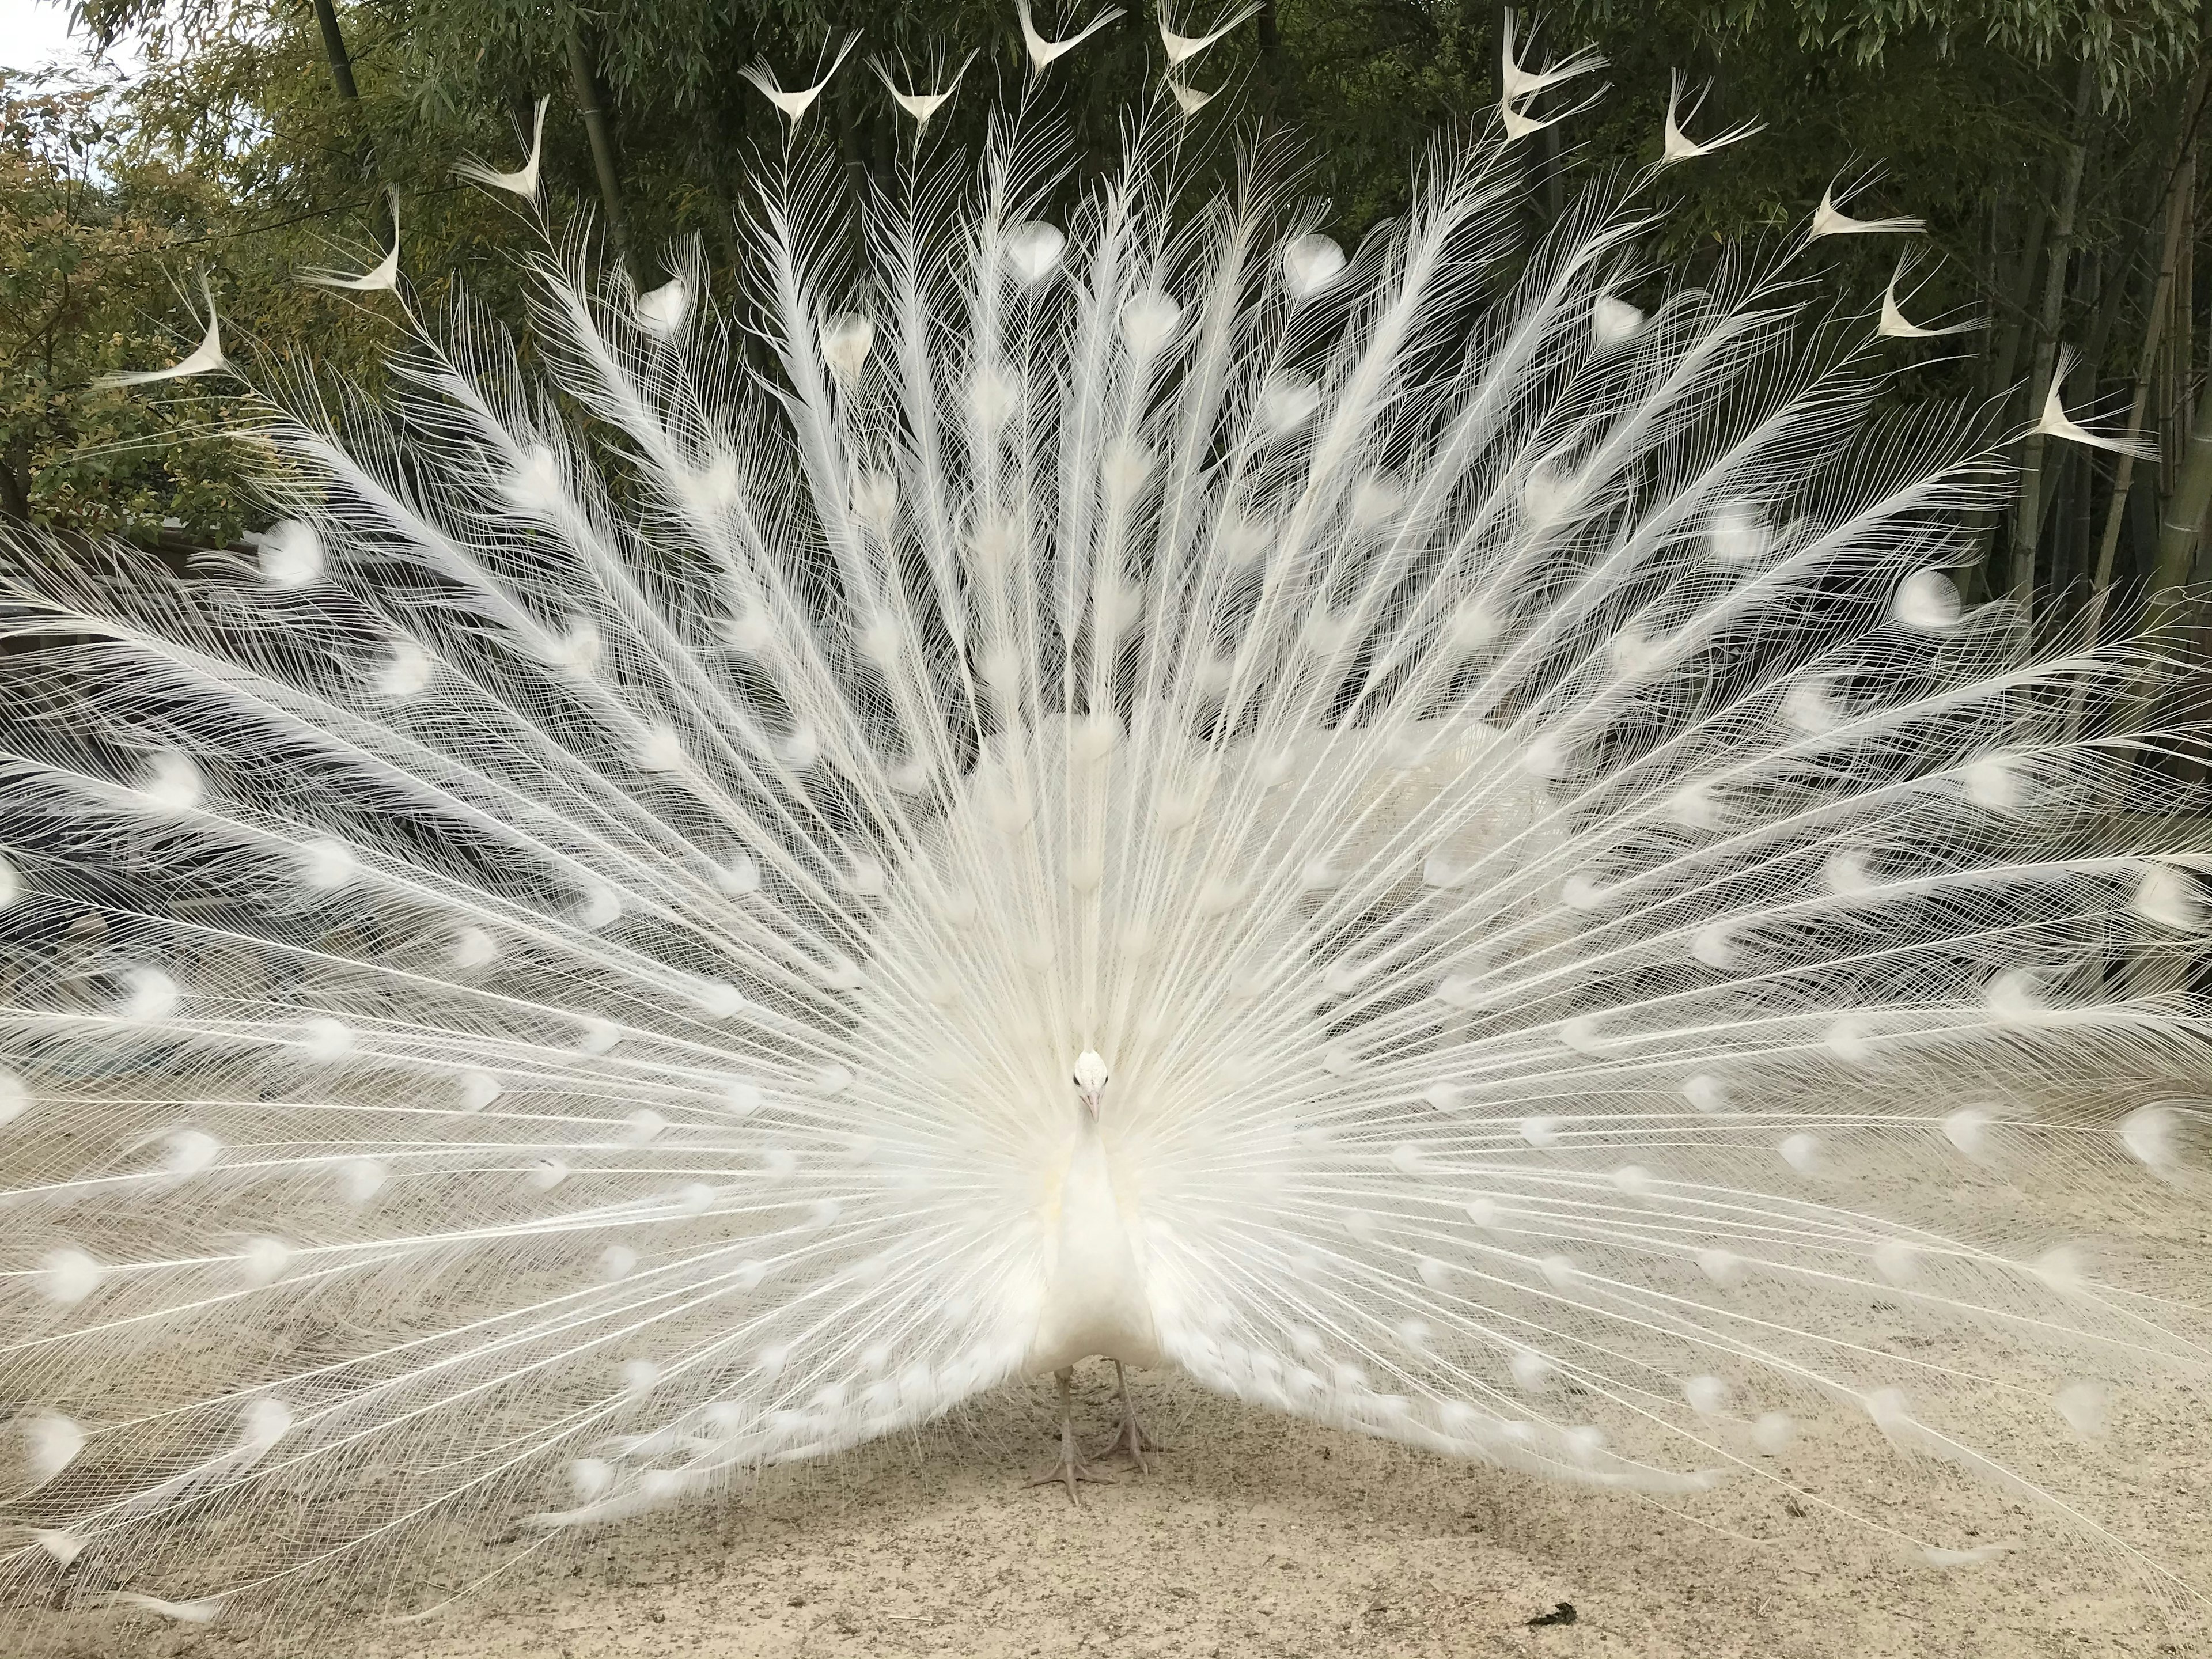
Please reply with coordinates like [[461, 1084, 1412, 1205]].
[[3, 93, 2210, 1626]]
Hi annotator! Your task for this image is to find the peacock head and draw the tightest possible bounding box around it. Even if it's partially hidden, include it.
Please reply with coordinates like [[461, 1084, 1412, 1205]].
[[1071, 1050, 1110, 1120]]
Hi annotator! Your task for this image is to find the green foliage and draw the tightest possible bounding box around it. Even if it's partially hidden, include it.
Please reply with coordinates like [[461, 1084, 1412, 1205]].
[[1563, 0, 2195, 98], [0, 72, 251, 535], [3, 0, 2206, 611]]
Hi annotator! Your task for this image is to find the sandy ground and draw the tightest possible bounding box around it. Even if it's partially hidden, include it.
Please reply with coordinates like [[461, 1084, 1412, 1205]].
[[27, 1350, 2207, 1659], [14, 1095, 2209, 1658]]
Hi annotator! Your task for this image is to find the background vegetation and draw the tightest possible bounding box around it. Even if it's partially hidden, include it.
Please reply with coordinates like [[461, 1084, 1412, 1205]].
[[2, 0, 2207, 640]]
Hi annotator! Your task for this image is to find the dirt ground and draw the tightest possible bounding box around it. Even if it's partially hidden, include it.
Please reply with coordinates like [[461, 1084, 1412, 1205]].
[[29, 1352, 2206, 1659], [15, 1099, 2210, 1659]]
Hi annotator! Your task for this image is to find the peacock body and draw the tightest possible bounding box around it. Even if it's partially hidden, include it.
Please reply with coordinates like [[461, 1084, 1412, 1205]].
[[3, 14, 2210, 1629]]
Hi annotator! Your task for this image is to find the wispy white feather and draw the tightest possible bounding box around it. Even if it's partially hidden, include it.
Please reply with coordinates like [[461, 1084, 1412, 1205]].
[[298, 190, 403, 293], [1498, 12, 1605, 145], [93, 274, 226, 387], [2031, 345, 2157, 457], [455, 96, 548, 198], [1811, 181, 1926, 238], [1502, 96, 1582, 142], [1158, 1, 1257, 66], [105, 1593, 219, 1623], [1500, 7, 1604, 103], [872, 50, 977, 132], [1878, 255, 1984, 339], [1166, 74, 1218, 116], [634, 275, 691, 339], [1016, 0, 1124, 73], [1661, 70, 1763, 163], [743, 35, 861, 129]]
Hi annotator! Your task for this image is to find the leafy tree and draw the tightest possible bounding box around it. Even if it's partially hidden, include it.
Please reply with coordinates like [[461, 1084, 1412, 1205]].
[[0, 70, 251, 536], [8, 0, 2209, 628]]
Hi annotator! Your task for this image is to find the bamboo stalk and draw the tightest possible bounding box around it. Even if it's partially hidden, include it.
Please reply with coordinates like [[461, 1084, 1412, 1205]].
[[2081, 109, 2202, 651], [2065, 66, 2210, 746], [1968, 179, 2050, 597], [2150, 381, 2212, 610], [2009, 59, 2098, 632], [567, 13, 637, 282], [1988, 183, 2051, 404], [308, 0, 359, 101], [2149, 124, 2211, 620]]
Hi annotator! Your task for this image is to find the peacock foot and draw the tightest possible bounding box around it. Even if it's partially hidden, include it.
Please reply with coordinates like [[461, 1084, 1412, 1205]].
[[1030, 1425, 1116, 1503], [1093, 1414, 1164, 1471], [1031, 1366, 1115, 1503], [1093, 1360, 1165, 1472]]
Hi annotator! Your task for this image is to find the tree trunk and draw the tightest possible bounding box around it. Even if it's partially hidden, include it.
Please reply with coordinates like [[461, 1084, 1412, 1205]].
[[308, 0, 359, 101], [2149, 94, 2209, 624], [2073, 447, 2094, 597], [2009, 58, 2097, 632], [2180, 206, 2197, 488], [0, 446, 30, 524], [1255, 0, 1286, 115], [2150, 375, 2212, 611], [1987, 187, 2050, 407], [2133, 366, 2212, 760], [2043, 251, 2103, 592], [2080, 64, 2209, 653], [1967, 178, 2049, 597], [567, 14, 637, 282]]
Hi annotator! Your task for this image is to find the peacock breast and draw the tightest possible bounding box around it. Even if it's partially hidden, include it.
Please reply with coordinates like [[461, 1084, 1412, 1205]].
[[1020, 1124, 1162, 1374]]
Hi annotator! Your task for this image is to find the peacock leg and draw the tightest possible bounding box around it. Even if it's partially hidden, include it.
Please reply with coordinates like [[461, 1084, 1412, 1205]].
[[1093, 1359, 1164, 1471], [1029, 1366, 1113, 1502]]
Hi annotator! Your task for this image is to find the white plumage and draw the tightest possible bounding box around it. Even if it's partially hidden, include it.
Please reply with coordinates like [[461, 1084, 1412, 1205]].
[[1660, 69, 1763, 165], [453, 95, 549, 201], [3, 39, 2211, 1630], [90, 274, 227, 389]]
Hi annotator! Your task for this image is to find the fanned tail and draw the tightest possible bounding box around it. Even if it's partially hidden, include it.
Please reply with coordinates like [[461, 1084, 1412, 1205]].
[[3, 93, 2209, 1630]]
